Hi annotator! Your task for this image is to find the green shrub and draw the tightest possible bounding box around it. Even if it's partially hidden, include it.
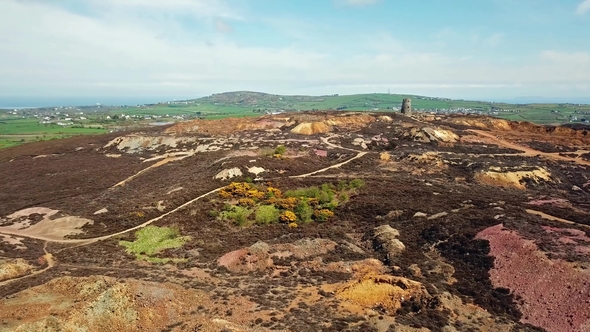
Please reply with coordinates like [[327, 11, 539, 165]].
[[322, 201, 339, 211], [321, 183, 336, 191], [338, 192, 350, 203], [274, 145, 287, 155], [318, 188, 335, 204], [208, 209, 220, 218], [295, 200, 313, 223], [337, 180, 348, 191], [285, 186, 320, 199], [349, 179, 365, 189], [255, 205, 280, 224], [220, 206, 253, 226]]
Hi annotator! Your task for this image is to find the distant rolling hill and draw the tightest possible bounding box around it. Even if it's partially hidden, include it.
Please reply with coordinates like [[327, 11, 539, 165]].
[[184, 91, 590, 125]]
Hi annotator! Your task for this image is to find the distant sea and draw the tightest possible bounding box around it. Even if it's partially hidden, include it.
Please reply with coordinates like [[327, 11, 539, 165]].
[[0, 96, 193, 109]]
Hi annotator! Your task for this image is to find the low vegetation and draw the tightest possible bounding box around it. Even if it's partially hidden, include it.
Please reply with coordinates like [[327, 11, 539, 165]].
[[119, 226, 191, 263], [274, 145, 287, 158], [213, 180, 364, 227]]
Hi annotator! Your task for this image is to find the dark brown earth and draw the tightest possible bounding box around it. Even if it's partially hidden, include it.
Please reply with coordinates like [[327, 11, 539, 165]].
[[1, 111, 589, 331]]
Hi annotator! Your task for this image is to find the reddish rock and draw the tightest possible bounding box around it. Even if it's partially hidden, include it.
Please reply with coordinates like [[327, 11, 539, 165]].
[[477, 224, 590, 332]]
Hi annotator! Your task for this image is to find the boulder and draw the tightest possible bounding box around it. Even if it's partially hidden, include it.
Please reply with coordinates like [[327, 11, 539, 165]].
[[247, 166, 265, 176], [214, 167, 243, 180], [373, 225, 405, 261], [93, 208, 108, 215]]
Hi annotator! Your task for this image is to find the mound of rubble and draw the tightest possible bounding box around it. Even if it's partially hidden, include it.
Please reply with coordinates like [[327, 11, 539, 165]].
[[0, 276, 261, 332], [474, 166, 553, 189]]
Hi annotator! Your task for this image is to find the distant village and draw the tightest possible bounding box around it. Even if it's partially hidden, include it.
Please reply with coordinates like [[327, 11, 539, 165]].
[[3, 98, 590, 128]]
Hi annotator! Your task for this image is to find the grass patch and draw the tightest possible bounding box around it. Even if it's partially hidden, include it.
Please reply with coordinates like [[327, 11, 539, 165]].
[[119, 226, 190, 264]]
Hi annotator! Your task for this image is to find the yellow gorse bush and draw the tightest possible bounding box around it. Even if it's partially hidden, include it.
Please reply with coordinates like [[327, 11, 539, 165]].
[[280, 211, 297, 223], [238, 198, 256, 207]]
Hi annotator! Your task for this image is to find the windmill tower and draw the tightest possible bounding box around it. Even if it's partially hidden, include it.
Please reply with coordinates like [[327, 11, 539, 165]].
[[401, 98, 412, 116]]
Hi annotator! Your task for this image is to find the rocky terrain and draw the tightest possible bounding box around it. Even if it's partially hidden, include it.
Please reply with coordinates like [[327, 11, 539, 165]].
[[0, 111, 589, 331]]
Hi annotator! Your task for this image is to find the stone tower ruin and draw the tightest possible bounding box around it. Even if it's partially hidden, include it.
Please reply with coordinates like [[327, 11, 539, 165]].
[[401, 98, 412, 116]]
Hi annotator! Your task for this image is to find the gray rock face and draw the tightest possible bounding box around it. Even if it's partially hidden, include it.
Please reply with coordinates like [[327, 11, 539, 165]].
[[374, 225, 405, 262]]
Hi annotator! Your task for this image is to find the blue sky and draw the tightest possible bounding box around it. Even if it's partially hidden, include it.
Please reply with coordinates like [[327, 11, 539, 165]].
[[1, 0, 589, 104]]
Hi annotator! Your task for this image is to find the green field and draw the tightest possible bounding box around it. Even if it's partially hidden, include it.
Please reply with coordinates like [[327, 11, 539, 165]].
[[0, 118, 107, 149], [1, 91, 589, 150]]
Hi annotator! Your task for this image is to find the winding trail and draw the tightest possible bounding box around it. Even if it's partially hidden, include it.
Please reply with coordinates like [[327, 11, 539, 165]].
[[469, 130, 590, 167], [0, 242, 54, 287], [112, 156, 188, 188], [290, 152, 368, 178], [0, 136, 371, 285], [0, 187, 225, 246], [526, 209, 590, 229], [321, 135, 363, 153]]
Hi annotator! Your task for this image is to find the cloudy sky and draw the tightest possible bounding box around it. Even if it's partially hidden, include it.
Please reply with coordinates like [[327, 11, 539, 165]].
[[1, 0, 590, 104]]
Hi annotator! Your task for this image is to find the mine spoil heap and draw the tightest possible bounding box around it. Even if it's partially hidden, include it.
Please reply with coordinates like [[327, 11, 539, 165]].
[[1, 111, 590, 332]]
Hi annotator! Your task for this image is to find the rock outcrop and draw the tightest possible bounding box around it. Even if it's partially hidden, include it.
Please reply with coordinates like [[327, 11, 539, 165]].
[[403, 127, 459, 143], [373, 225, 406, 261], [214, 167, 243, 181]]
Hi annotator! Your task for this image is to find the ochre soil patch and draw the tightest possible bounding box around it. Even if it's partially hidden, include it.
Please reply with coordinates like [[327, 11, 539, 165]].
[[334, 275, 429, 313]]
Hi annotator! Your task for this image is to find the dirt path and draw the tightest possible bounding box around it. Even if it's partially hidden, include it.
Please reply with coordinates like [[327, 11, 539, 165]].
[[0, 187, 225, 246], [321, 136, 363, 153], [112, 156, 187, 188], [0, 188, 223, 286], [290, 152, 368, 178], [469, 130, 590, 167], [0, 242, 54, 287], [526, 209, 589, 229]]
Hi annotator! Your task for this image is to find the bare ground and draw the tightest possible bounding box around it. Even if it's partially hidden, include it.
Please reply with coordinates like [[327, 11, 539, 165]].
[[1, 112, 589, 331]]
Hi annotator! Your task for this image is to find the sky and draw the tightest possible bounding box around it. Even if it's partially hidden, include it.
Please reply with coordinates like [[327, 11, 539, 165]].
[[1, 0, 590, 105]]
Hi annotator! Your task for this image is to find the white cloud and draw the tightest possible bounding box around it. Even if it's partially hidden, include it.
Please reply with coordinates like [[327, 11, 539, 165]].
[[484, 33, 503, 47], [541, 50, 590, 64], [0, 0, 588, 100], [576, 0, 590, 15], [89, 0, 242, 19], [215, 19, 233, 33], [433, 29, 503, 50], [340, 0, 381, 6]]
